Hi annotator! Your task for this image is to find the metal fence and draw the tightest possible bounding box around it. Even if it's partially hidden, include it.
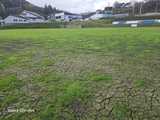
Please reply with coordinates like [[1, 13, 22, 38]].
[[112, 19, 160, 27]]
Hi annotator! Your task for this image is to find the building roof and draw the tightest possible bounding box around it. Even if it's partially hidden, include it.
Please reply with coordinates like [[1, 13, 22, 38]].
[[20, 10, 44, 19], [5, 15, 27, 20], [104, 7, 113, 11], [56, 11, 81, 16], [82, 12, 95, 19]]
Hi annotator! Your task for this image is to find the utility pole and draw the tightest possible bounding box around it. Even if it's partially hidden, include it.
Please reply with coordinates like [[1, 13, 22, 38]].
[[132, 0, 136, 16], [155, 0, 159, 13], [139, 2, 143, 15], [52, 0, 55, 20]]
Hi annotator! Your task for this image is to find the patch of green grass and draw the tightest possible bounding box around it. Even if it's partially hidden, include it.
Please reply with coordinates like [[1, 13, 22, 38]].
[[0, 94, 19, 109], [0, 55, 18, 69], [33, 72, 64, 84], [40, 58, 55, 67], [59, 81, 88, 105], [40, 104, 55, 120], [38, 81, 88, 120], [0, 75, 19, 90], [90, 73, 113, 82], [113, 103, 129, 120], [134, 79, 146, 88]]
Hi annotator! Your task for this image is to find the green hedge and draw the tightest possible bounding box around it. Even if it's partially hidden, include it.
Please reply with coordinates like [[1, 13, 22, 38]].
[[0, 21, 66, 29]]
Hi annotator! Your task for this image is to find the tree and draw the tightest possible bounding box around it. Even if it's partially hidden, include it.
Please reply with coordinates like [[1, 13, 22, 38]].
[[139, 2, 144, 15], [0, 2, 6, 18], [44, 4, 56, 19], [114, 2, 122, 9], [143, 0, 160, 13]]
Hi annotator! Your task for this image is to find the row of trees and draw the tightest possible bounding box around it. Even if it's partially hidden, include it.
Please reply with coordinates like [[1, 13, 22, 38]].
[[44, 5, 56, 19], [113, 0, 160, 15]]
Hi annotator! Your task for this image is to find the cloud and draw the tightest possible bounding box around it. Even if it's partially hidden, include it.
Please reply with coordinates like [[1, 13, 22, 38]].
[[27, 0, 134, 13]]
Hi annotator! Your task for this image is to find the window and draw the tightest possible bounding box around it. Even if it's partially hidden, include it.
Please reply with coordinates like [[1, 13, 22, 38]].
[[13, 19, 17, 22], [56, 16, 61, 19]]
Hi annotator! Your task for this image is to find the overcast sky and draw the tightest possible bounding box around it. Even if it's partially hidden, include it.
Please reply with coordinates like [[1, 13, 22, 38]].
[[27, 0, 141, 13]]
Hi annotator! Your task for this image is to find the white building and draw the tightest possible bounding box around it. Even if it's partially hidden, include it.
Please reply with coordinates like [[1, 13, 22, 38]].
[[55, 12, 82, 21], [4, 10, 45, 25], [4, 16, 28, 24]]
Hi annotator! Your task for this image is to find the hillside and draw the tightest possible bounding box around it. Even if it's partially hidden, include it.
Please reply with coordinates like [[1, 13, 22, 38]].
[[0, 0, 45, 18]]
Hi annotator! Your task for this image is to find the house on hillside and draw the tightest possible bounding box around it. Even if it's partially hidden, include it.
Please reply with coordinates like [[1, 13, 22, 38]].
[[89, 8, 113, 20], [4, 10, 45, 25], [55, 12, 82, 21]]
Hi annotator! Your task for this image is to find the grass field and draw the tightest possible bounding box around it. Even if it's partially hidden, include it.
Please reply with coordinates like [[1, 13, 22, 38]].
[[0, 28, 160, 120]]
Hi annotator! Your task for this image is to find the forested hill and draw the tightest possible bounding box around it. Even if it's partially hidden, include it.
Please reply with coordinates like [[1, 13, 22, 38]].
[[0, 0, 61, 18]]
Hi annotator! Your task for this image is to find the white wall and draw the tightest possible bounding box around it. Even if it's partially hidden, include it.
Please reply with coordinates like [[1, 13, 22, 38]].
[[28, 19, 45, 23], [55, 13, 65, 21], [125, 20, 140, 24], [112, 21, 120, 25]]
